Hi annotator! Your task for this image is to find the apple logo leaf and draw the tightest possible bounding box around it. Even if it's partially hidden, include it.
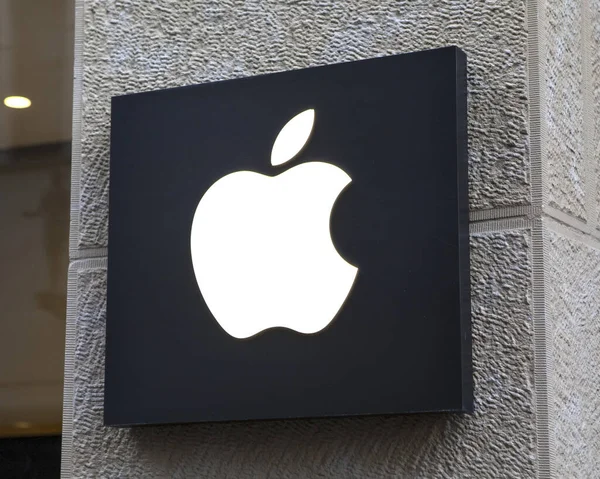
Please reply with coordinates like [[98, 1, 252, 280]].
[[271, 109, 315, 166]]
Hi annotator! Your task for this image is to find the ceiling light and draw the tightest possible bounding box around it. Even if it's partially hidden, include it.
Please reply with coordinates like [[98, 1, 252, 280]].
[[4, 96, 31, 109]]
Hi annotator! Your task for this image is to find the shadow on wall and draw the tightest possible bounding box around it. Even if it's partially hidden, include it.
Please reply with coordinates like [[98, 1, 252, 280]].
[[125, 414, 452, 475]]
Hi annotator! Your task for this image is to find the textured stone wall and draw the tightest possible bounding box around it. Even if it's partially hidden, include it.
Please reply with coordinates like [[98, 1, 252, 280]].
[[588, 0, 600, 234], [66, 230, 535, 478], [594, 0, 600, 229], [64, 0, 600, 477], [73, 0, 530, 253], [544, 0, 600, 232], [542, 0, 600, 475], [545, 0, 585, 219], [547, 223, 600, 479]]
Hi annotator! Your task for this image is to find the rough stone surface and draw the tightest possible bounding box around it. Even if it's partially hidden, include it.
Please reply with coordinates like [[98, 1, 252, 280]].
[[545, 0, 586, 220], [68, 230, 535, 478], [78, 0, 531, 250], [547, 227, 600, 478], [593, 0, 600, 229]]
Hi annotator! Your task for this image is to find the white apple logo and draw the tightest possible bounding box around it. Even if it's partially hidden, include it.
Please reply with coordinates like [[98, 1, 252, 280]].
[[190, 109, 358, 339]]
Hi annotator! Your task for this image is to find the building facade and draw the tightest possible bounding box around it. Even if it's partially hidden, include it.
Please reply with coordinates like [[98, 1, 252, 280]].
[[63, 1, 600, 477]]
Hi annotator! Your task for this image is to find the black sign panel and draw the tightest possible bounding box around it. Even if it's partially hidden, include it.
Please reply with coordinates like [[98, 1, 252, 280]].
[[106, 46, 471, 426]]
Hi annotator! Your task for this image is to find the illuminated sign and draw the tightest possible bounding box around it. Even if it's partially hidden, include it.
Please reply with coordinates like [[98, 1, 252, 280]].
[[106, 46, 471, 426], [191, 109, 358, 339]]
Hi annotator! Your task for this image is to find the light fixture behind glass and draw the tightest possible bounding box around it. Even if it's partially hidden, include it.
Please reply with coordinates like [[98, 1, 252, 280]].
[[3, 96, 31, 109]]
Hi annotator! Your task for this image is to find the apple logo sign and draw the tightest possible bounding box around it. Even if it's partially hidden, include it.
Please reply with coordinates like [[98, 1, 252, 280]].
[[190, 109, 358, 339]]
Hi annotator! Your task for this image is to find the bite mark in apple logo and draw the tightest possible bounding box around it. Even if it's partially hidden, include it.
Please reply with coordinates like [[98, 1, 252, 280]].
[[190, 109, 358, 339]]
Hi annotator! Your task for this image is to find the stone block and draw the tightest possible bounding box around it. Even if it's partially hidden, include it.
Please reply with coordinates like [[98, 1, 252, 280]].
[[76, 0, 531, 251], [545, 0, 586, 220], [547, 224, 600, 478], [65, 229, 536, 478], [592, 0, 600, 228]]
